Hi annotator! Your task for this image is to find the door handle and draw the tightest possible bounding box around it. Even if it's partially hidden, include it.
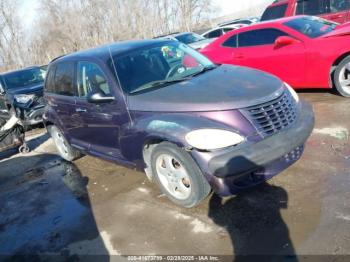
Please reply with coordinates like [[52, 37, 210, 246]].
[[75, 108, 87, 113]]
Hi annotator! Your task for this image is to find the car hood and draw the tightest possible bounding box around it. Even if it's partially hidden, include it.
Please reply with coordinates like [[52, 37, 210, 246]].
[[127, 65, 285, 112], [322, 23, 350, 38], [188, 38, 215, 49], [6, 83, 43, 95]]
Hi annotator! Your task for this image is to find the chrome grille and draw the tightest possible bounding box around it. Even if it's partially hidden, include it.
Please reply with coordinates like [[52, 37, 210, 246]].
[[243, 91, 297, 137]]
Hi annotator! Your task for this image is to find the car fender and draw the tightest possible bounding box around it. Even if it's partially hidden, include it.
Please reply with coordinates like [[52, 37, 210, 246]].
[[119, 112, 237, 163]]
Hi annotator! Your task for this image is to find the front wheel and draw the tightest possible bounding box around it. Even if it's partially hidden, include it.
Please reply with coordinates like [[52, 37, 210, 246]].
[[151, 142, 211, 208], [333, 56, 350, 97], [48, 125, 82, 161]]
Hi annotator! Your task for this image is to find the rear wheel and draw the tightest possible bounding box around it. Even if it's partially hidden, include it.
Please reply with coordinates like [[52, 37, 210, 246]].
[[151, 142, 211, 208], [48, 125, 81, 161], [334, 56, 350, 97]]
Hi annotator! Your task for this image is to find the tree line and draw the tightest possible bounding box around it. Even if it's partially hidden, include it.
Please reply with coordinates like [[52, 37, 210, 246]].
[[0, 0, 217, 72]]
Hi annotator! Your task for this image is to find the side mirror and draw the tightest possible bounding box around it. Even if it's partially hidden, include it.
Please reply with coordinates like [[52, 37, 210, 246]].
[[274, 36, 299, 49], [87, 92, 115, 104]]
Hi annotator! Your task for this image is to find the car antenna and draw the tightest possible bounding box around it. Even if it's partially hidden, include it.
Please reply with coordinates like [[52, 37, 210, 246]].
[[108, 46, 134, 125]]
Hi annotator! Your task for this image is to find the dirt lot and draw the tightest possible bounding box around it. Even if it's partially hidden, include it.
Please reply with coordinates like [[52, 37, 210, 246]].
[[0, 91, 349, 260]]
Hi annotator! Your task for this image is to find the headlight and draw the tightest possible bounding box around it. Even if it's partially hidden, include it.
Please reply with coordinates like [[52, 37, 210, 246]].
[[284, 82, 299, 103], [185, 129, 245, 150], [14, 94, 35, 104]]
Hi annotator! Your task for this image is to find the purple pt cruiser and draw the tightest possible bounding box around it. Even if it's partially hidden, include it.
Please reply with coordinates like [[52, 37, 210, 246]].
[[43, 40, 314, 207]]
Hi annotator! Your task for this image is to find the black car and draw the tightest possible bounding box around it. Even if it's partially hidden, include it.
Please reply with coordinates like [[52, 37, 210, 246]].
[[0, 66, 46, 126]]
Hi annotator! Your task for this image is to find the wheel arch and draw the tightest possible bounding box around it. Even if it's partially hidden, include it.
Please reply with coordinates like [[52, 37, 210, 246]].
[[330, 52, 350, 86], [142, 137, 183, 181]]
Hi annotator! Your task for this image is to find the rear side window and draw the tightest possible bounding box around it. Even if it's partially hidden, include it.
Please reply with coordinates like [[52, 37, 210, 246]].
[[296, 0, 349, 15], [261, 4, 288, 21], [206, 29, 223, 38], [77, 62, 111, 98], [238, 29, 288, 47], [222, 35, 238, 48], [330, 0, 349, 12], [223, 28, 234, 33], [54, 62, 75, 96]]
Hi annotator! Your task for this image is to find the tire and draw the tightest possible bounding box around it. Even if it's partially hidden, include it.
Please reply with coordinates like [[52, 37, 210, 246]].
[[333, 56, 350, 97], [48, 125, 82, 161], [150, 142, 211, 208]]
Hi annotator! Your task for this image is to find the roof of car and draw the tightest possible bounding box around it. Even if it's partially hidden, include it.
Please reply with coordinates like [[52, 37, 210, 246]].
[[52, 39, 172, 63], [269, 0, 289, 6], [154, 32, 196, 39], [218, 17, 258, 26], [0, 66, 43, 76], [244, 15, 301, 27]]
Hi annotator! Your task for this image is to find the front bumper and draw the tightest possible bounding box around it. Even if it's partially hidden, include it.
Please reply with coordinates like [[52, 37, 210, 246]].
[[203, 100, 314, 195]]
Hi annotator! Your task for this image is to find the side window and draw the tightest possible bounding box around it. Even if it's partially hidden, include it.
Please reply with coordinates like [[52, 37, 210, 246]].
[[77, 62, 111, 98], [222, 35, 238, 48], [238, 29, 288, 47], [329, 0, 348, 12], [296, 0, 322, 15], [207, 29, 223, 38], [45, 65, 56, 93], [223, 28, 234, 33], [261, 4, 288, 21], [54, 62, 75, 96], [295, 0, 345, 15]]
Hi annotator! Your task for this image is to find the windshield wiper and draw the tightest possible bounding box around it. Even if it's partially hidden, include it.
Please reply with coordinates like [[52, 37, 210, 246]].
[[188, 65, 217, 78], [129, 65, 218, 94], [129, 78, 189, 94]]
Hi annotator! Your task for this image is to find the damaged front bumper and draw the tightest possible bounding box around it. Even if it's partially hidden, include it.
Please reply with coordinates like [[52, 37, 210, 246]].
[[193, 100, 315, 196], [15, 104, 45, 126]]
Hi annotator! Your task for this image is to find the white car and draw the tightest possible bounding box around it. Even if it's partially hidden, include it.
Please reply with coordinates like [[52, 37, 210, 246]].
[[201, 24, 246, 39], [217, 17, 260, 27], [155, 32, 214, 50]]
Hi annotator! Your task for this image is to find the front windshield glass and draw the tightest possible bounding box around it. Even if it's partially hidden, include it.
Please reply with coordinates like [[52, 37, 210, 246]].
[[284, 16, 338, 38], [3, 68, 46, 89], [175, 33, 205, 44], [111, 41, 214, 95]]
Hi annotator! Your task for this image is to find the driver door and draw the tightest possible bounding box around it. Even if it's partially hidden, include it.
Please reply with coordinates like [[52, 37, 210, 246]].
[[70, 61, 124, 159]]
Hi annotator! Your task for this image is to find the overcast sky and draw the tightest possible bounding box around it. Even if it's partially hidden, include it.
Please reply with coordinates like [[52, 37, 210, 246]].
[[19, 0, 273, 29], [215, 0, 272, 16]]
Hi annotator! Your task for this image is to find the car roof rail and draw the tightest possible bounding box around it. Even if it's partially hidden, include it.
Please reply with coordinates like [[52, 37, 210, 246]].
[[49, 54, 66, 63]]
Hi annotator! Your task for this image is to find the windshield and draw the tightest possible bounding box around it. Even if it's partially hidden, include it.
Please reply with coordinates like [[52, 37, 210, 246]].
[[3, 68, 46, 90], [175, 33, 205, 44], [284, 16, 338, 38], [110, 41, 214, 95]]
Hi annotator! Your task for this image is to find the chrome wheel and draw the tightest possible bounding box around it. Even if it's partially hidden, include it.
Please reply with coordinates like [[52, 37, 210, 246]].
[[52, 128, 69, 158], [338, 62, 350, 95], [155, 154, 191, 200]]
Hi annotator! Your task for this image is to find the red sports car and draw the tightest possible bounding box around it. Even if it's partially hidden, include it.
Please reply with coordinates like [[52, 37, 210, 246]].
[[200, 15, 350, 97]]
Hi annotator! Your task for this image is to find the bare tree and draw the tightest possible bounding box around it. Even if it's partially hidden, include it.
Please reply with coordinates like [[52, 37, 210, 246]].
[[0, 0, 217, 71], [0, 0, 26, 71]]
